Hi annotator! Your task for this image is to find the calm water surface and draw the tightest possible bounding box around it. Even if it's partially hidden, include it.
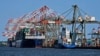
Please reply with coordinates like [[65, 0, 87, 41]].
[[0, 47, 100, 56]]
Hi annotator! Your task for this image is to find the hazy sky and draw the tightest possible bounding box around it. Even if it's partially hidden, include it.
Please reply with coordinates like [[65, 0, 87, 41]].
[[0, 0, 100, 41]]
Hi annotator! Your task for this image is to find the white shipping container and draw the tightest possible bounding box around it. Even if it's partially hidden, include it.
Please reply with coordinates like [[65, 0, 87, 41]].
[[25, 35, 45, 39]]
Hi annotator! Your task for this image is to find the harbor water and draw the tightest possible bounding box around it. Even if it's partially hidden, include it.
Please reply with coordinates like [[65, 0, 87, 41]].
[[0, 47, 100, 56]]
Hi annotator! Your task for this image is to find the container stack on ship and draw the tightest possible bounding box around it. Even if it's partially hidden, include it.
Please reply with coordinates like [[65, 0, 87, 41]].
[[2, 5, 100, 49]]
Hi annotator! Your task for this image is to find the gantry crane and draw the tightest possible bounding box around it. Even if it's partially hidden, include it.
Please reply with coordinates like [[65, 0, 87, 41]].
[[2, 5, 61, 47], [3, 5, 100, 48], [61, 5, 100, 48]]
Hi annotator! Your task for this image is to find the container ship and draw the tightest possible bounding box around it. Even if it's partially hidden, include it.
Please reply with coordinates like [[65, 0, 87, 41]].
[[2, 5, 100, 49]]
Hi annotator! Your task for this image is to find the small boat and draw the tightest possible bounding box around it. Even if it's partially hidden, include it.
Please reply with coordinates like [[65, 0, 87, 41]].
[[62, 43, 76, 48]]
